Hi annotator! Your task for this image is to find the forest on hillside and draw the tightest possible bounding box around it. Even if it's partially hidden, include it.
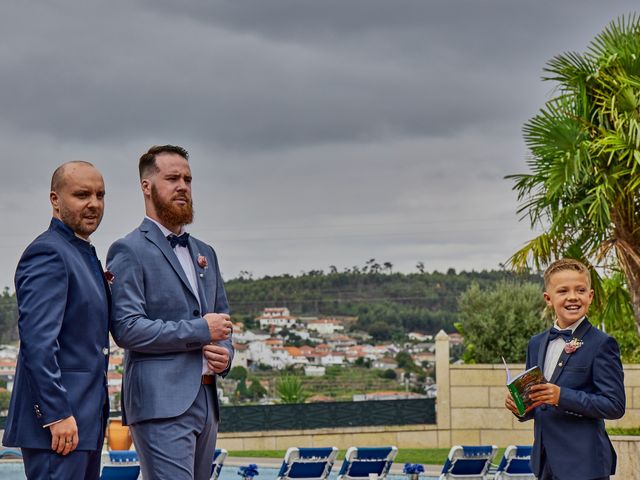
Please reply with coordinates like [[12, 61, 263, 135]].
[[224, 262, 542, 339], [0, 263, 543, 343]]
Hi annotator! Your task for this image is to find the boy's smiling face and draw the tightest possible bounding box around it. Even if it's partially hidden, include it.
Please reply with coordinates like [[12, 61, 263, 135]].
[[544, 269, 594, 329]]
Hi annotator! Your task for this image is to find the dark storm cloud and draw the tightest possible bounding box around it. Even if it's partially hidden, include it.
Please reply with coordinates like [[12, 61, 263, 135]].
[[1, 0, 639, 288], [4, 0, 625, 152]]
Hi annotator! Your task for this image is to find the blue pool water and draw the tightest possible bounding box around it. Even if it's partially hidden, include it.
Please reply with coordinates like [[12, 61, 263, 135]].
[[0, 463, 439, 480]]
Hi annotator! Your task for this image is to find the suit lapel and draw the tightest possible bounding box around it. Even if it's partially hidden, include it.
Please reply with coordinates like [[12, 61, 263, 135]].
[[537, 330, 549, 375], [140, 219, 198, 301], [188, 238, 210, 314], [549, 318, 592, 384]]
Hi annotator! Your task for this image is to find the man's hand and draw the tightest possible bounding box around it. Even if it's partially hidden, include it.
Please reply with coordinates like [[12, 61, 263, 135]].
[[529, 382, 561, 406], [50, 416, 78, 455], [203, 313, 232, 341], [504, 392, 520, 415], [203, 344, 230, 373]]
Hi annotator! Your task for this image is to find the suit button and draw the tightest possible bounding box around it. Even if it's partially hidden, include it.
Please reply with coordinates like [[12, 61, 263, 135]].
[[193, 309, 200, 316], [102, 347, 109, 355]]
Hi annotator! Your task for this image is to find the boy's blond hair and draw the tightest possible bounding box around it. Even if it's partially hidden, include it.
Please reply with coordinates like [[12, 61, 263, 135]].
[[543, 258, 591, 289]]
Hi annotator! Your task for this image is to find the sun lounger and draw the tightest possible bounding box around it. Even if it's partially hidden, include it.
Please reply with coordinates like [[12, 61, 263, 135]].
[[439, 445, 497, 479], [492, 445, 534, 479], [276, 447, 339, 480], [336, 446, 398, 480]]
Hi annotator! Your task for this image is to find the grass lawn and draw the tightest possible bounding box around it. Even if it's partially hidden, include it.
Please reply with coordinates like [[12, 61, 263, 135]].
[[228, 448, 506, 466]]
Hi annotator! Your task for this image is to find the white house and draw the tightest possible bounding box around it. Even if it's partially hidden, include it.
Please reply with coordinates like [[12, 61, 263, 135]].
[[257, 307, 297, 331], [307, 318, 345, 335]]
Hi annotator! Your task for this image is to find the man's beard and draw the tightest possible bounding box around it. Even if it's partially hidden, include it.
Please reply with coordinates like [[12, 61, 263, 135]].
[[151, 184, 194, 227], [59, 205, 102, 238]]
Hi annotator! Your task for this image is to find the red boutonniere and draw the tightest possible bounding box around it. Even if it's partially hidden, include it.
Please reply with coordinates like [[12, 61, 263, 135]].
[[564, 338, 583, 354], [104, 270, 115, 285], [197, 255, 208, 275]]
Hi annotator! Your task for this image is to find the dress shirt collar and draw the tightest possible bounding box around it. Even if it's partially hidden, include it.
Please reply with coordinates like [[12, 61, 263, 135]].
[[145, 216, 187, 239], [552, 315, 585, 333]]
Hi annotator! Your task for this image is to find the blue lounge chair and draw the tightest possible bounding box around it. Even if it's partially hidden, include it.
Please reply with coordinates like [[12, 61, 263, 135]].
[[109, 450, 139, 463], [276, 447, 338, 480], [101, 450, 140, 480], [100, 465, 140, 480], [493, 445, 534, 479], [212, 448, 228, 480], [0, 448, 22, 459], [439, 445, 497, 479], [336, 446, 398, 480]]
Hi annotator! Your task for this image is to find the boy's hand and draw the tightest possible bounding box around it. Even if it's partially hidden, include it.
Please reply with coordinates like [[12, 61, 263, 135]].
[[504, 393, 520, 415], [529, 383, 561, 406]]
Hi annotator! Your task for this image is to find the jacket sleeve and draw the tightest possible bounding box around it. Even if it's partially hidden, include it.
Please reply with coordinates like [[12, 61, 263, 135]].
[[558, 335, 625, 419], [15, 244, 73, 426], [210, 245, 234, 378], [107, 239, 211, 354]]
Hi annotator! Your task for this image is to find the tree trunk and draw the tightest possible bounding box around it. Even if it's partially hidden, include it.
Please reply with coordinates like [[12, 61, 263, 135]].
[[615, 245, 640, 335]]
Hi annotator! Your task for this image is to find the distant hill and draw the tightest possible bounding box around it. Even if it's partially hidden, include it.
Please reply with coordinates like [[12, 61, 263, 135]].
[[0, 267, 543, 343], [224, 267, 542, 339]]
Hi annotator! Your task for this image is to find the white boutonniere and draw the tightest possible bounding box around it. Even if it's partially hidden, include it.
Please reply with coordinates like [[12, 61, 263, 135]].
[[564, 338, 583, 354]]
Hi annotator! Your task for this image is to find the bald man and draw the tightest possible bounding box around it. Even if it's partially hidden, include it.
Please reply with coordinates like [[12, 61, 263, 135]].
[[2, 162, 111, 479]]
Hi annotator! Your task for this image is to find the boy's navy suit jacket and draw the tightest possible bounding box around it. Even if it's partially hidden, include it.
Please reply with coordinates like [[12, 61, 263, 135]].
[[522, 318, 625, 479], [2, 218, 110, 450]]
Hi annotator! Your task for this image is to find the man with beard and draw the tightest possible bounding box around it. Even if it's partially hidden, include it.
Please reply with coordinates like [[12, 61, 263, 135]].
[[3, 161, 110, 479], [107, 145, 233, 480]]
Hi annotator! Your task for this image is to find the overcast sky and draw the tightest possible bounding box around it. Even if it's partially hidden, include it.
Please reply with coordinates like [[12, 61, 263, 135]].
[[0, 1, 637, 289]]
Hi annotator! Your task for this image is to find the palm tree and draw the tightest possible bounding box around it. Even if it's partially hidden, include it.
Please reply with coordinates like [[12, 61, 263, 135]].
[[507, 14, 640, 331], [276, 375, 308, 404]]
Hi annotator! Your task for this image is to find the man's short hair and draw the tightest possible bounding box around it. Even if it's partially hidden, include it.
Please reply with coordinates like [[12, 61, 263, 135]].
[[50, 161, 96, 192], [544, 258, 591, 289], [139, 145, 189, 179]]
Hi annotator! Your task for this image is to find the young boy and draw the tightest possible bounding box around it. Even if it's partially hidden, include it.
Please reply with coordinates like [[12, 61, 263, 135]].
[[505, 258, 625, 480]]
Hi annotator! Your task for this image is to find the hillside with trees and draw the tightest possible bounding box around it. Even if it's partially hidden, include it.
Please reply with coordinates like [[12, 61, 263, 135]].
[[0, 263, 542, 342], [224, 261, 542, 339]]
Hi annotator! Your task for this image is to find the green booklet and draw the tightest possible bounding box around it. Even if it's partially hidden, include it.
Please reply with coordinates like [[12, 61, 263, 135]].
[[502, 357, 547, 416]]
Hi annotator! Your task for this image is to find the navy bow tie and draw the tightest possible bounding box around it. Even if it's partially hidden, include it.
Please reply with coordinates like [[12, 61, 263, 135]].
[[167, 233, 190, 248], [548, 327, 573, 342]]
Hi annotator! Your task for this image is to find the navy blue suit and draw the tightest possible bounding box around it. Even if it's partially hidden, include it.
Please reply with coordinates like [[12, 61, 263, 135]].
[[522, 319, 625, 479], [2, 219, 110, 475]]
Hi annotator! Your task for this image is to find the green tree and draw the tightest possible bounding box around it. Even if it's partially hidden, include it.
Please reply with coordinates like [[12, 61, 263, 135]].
[[590, 272, 640, 362], [248, 379, 268, 400], [379, 369, 397, 380], [0, 390, 11, 412], [507, 15, 640, 331], [456, 281, 547, 363], [227, 366, 248, 381], [0, 288, 18, 343], [395, 351, 417, 372], [276, 375, 309, 404]]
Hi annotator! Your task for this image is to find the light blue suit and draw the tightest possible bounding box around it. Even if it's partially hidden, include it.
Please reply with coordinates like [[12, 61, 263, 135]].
[[107, 218, 233, 479]]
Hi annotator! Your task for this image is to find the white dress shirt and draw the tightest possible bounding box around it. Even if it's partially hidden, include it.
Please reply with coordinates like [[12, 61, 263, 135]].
[[543, 316, 585, 380], [146, 217, 209, 374]]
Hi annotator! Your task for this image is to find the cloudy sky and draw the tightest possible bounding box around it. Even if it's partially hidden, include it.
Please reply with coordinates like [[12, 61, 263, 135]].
[[0, 1, 637, 289]]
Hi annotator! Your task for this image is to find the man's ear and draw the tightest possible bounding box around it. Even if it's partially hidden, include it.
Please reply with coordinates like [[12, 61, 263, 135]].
[[141, 179, 151, 195], [50, 191, 59, 211]]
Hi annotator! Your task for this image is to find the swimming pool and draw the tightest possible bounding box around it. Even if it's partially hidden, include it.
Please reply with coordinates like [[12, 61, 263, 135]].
[[0, 463, 439, 480]]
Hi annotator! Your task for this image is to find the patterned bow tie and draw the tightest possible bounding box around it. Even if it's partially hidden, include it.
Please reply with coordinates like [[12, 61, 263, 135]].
[[548, 327, 573, 342], [167, 233, 190, 248]]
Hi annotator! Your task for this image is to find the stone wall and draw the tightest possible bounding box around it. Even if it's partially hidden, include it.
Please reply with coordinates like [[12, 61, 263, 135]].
[[217, 330, 640, 452]]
